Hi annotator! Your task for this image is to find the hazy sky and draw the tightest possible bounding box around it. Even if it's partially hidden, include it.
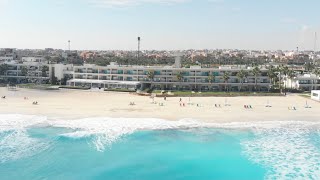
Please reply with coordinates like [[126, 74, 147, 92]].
[[0, 0, 319, 51]]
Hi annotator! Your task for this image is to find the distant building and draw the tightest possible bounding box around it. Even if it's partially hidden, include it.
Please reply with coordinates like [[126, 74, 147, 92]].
[[22, 57, 45, 63], [284, 74, 320, 91], [0, 48, 17, 62]]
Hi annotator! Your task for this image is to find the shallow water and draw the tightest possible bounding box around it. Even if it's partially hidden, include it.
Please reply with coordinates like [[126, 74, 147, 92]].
[[0, 114, 320, 180]]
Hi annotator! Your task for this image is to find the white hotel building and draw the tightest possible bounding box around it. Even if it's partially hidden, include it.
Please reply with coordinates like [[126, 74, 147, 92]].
[[284, 74, 320, 91], [64, 63, 271, 91], [7, 60, 320, 92]]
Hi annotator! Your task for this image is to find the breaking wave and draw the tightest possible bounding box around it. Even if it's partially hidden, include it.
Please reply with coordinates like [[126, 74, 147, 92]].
[[0, 114, 50, 163], [1, 113, 320, 179]]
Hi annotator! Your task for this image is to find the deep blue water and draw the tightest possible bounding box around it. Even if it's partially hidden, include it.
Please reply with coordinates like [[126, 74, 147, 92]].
[[0, 115, 320, 180]]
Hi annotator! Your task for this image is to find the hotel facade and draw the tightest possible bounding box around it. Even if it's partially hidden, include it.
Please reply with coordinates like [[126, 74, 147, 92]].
[[64, 63, 272, 91], [3, 60, 320, 92], [5, 59, 320, 92]]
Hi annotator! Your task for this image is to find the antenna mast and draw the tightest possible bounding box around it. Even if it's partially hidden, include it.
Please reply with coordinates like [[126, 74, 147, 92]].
[[137, 37, 141, 61], [68, 40, 71, 52]]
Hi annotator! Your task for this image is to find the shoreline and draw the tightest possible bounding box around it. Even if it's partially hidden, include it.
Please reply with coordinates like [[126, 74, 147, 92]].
[[0, 87, 319, 123]]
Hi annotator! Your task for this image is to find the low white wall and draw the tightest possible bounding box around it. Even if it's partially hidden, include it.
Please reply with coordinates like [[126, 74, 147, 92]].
[[311, 91, 320, 101]]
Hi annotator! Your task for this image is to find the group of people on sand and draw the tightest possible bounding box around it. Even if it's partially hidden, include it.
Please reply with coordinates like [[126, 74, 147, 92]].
[[24, 96, 38, 105], [288, 106, 297, 111], [1, 95, 38, 105], [179, 98, 186, 107], [244, 105, 253, 109]]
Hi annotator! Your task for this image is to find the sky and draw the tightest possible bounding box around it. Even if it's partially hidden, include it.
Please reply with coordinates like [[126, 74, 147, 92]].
[[0, 0, 319, 51]]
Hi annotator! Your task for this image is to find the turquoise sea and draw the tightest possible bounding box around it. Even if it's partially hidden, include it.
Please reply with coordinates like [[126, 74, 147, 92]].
[[0, 114, 320, 180]]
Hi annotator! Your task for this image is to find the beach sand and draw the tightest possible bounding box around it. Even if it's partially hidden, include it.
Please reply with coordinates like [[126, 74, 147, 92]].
[[0, 87, 319, 122]]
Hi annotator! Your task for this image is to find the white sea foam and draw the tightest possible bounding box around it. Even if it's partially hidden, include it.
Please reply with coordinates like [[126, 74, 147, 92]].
[[1, 114, 320, 151], [0, 114, 49, 163], [0, 130, 50, 163], [241, 123, 320, 180], [0, 114, 47, 132]]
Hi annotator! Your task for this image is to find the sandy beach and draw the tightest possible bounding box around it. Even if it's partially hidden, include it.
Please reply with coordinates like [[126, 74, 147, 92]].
[[0, 87, 319, 122]]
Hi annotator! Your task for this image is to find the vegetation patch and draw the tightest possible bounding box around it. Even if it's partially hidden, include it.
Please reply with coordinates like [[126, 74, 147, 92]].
[[104, 88, 136, 93], [59, 86, 90, 90], [153, 90, 283, 97], [18, 84, 59, 90]]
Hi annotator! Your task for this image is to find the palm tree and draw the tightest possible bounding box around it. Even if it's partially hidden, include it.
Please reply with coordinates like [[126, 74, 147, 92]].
[[207, 72, 215, 91], [41, 66, 49, 77], [313, 68, 320, 90], [44, 56, 51, 64], [267, 65, 277, 91], [176, 71, 184, 90], [0, 64, 9, 76], [20, 66, 28, 82], [281, 66, 289, 94], [275, 65, 281, 91], [0, 64, 9, 83], [146, 70, 155, 82], [222, 72, 230, 92], [146, 70, 155, 89], [304, 62, 315, 73], [236, 70, 245, 92], [287, 70, 295, 90], [252, 66, 261, 91], [313, 68, 320, 78]]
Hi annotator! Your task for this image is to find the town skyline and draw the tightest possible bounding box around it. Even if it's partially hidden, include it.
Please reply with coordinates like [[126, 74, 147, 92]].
[[1, 0, 320, 51]]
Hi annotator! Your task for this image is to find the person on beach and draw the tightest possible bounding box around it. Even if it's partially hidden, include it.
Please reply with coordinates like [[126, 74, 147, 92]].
[[164, 96, 167, 101]]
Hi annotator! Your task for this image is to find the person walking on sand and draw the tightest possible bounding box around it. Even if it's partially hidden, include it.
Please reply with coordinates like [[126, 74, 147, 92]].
[[164, 96, 167, 101]]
